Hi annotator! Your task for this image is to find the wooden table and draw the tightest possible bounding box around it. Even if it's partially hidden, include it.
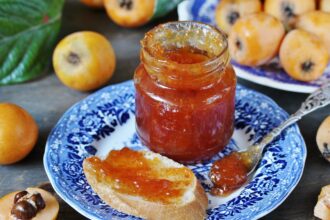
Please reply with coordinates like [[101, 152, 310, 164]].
[[1, 1, 329, 219]]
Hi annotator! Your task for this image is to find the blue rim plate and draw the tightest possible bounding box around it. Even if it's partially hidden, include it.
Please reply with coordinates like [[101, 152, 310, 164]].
[[178, 0, 330, 93], [44, 80, 306, 220]]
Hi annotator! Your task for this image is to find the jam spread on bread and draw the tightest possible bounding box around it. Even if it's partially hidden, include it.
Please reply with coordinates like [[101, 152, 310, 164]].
[[85, 147, 193, 203]]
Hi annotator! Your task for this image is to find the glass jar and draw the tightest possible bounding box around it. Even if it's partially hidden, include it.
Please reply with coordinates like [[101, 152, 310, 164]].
[[134, 21, 236, 163]]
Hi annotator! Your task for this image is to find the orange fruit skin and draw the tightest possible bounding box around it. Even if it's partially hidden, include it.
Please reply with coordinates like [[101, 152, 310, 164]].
[[265, 0, 315, 24], [53, 31, 116, 92], [215, 0, 262, 34], [228, 13, 285, 66], [279, 29, 328, 82], [296, 10, 330, 57], [80, 0, 104, 8], [104, 0, 155, 27], [0, 103, 38, 165]]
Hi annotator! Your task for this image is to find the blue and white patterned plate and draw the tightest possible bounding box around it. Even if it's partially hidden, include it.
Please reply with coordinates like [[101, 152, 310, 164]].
[[44, 80, 306, 220], [178, 0, 330, 93]]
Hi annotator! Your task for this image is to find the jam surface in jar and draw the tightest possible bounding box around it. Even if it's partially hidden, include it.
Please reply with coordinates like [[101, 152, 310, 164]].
[[134, 22, 236, 163], [85, 147, 194, 204]]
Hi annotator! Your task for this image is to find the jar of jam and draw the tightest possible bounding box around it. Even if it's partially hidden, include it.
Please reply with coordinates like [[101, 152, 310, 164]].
[[134, 21, 236, 163]]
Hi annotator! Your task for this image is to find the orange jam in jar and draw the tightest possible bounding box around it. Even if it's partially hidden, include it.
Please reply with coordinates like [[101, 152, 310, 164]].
[[134, 22, 236, 163]]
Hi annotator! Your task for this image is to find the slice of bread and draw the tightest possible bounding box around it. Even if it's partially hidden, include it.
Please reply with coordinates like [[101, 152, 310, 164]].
[[83, 148, 208, 220], [314, 185, 330, 220]]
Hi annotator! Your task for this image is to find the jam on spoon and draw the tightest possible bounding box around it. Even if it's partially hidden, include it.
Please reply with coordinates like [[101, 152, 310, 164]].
[[209, 152, 250, 196], [209, 82, 330, 196]]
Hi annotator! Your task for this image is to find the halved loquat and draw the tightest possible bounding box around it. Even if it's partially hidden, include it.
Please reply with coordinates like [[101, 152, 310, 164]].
[[53, 31, 116, 91], [0, 188, 59, 220]]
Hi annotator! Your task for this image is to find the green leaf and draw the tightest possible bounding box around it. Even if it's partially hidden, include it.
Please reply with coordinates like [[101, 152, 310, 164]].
[[0, 0, 64, 85]]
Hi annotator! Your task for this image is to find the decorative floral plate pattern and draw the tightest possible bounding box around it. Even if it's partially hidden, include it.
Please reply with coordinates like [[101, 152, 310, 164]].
[[44, 80, 306, 220], [177, 0, 330, 93]]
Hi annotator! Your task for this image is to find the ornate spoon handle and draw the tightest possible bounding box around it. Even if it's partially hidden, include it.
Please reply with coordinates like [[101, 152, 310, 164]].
[[257, 82, 330, 151]]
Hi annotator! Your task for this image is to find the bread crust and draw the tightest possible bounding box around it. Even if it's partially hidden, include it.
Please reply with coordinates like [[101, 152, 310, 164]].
[[83, 151, 208, 220]]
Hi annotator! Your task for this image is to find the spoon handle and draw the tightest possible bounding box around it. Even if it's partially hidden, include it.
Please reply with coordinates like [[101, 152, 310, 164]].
[[257, 82, 330, 151]]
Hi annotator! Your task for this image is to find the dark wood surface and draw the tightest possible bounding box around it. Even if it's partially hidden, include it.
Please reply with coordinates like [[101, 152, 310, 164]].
[[0, 1, 329, 219]]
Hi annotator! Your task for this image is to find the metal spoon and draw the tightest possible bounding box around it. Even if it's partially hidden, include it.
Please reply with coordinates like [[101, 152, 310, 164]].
[[239, 82, 330, 176]]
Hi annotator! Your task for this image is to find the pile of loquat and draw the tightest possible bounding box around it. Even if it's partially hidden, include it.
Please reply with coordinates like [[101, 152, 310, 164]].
[[216, 0, 330, 82]]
